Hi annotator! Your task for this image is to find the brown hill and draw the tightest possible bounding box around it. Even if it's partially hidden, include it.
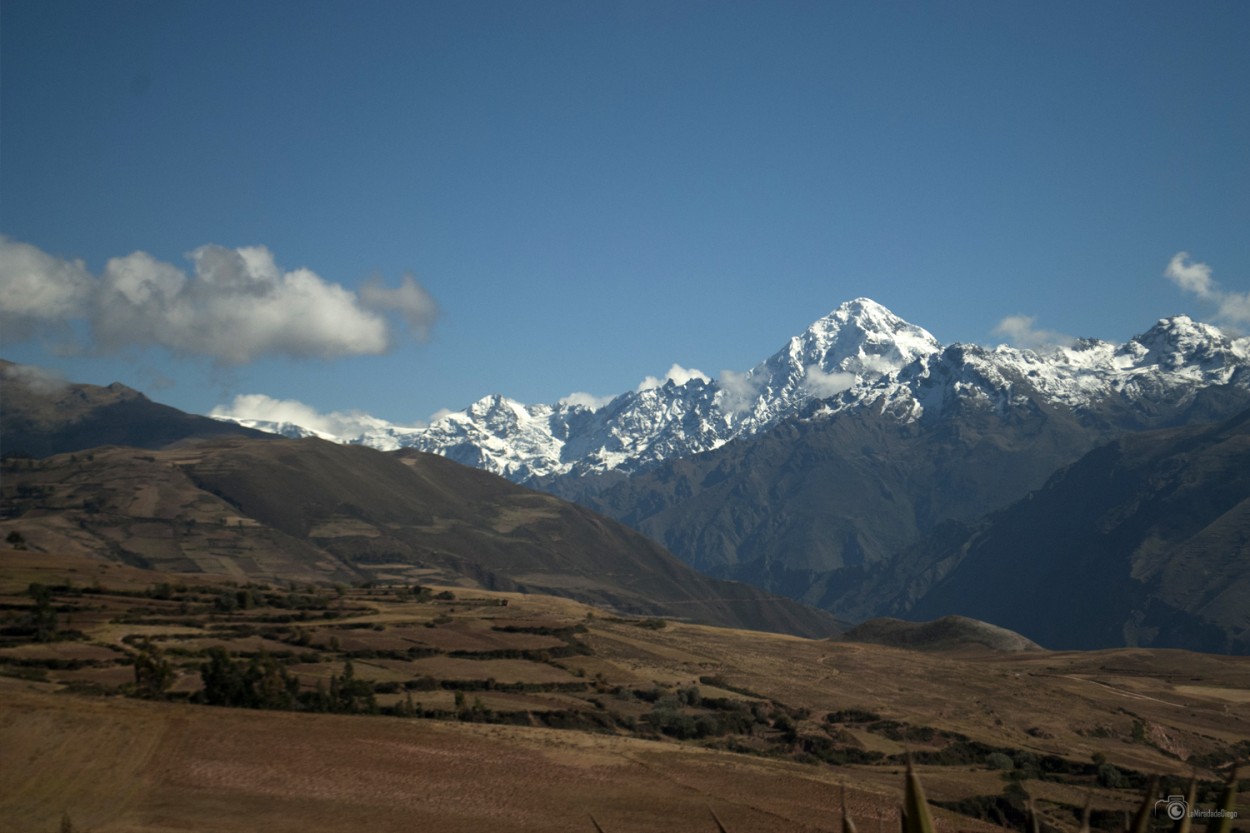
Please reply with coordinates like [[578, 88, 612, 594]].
[[842, 616, 1042, 653], [0, 359, 268, 457], [0, 438, 840, 637]]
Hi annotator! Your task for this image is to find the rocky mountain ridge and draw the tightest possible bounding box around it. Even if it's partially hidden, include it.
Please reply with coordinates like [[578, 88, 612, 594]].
[[214, 301, 1250, 486]]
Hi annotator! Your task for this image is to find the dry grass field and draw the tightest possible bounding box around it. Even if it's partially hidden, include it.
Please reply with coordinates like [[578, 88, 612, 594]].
[[2, 683, 982, 833], [2, 550, 1247, 833]]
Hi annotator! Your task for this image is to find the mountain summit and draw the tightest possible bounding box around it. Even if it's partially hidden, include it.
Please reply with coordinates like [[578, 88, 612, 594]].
[[215, 300, 1250, 484], [713, 298, 940, 433], [801, 298, 940, 371], [216, 299, 947, 477], [413, 298, 951, 480]]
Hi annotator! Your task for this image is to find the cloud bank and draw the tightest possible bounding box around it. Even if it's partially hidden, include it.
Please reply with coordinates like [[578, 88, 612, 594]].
[[716, 368, 761, 415], [1, 361, 70, 395], [636, 363, 711, 392], [991, 315, 1074, 350], [559, 391, 614, 411], [210, 393, 423, 438], [359, 274, 437, 339], [802, 365, 857, 398], [0, 237, 437, 363], [1165, 252, 1250, 328]]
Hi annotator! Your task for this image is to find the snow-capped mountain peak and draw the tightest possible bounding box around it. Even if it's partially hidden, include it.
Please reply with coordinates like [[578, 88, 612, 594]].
[[1127, 314, 1245, 370], [859, 312, 1250, 421], [212, 299, 1250, 483], [709, 299, 941, 433], [798, 297, 940, 374]]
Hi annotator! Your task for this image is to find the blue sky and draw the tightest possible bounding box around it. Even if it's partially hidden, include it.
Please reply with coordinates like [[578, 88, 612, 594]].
[[3, 0, 1249, 425]]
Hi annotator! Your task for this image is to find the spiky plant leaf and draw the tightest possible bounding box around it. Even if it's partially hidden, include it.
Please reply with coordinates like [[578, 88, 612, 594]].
[[1207, 766, 1238, 833], [708, 805, 731, 833], [589, 813, 607, 833], [842, 785, 859, 833], [1173, 775, 1197, 833], [903, 753, 935, 833], [1129, 777, 1160, 833]]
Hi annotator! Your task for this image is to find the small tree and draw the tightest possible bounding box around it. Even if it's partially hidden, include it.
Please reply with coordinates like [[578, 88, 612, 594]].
[[1097, 762, 1126, 789], [986, 752, 1015, 771], [394, 691, 418, 717], [201, 648, 246, 706], [28, 583, 57, 642], [331, 658, 376, 714], [6, 530, 27, 549], [133, 643, 174, 698]]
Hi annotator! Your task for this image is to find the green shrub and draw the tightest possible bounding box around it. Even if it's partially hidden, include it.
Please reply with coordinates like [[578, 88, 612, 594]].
[[825, 708, 881, 724], [1097, 762, 1125, 789], [986, 752, 1015, 771]]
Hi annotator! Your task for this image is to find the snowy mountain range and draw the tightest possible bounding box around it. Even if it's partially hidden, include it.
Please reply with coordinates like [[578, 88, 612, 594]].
[[216, 298, 1250, 484]]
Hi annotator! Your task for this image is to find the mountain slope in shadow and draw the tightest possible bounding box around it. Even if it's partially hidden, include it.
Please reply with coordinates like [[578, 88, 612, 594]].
[[901, 408, 1250, 653]]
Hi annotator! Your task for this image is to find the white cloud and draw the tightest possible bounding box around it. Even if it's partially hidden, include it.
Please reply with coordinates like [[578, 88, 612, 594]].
[[427, 407, 456, 423], [0, 237, 438, 363], [0, 361, 70, 395], [1164, 252, 1214, 298], [1165, 252, 1250, 328], [802, 365, 857, 398], [559, 391, 614, 411], [0, 237, 94, 343], [1216, 294, 1250, 328], [636, 363, 711, 392], [991, 315, 1074, 350], [360, 274, 438, 340], [210, 393, 414, 438], [856, 354, 899, 375], [96, 245, 388, 362], [716, 368, 760, 415]]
